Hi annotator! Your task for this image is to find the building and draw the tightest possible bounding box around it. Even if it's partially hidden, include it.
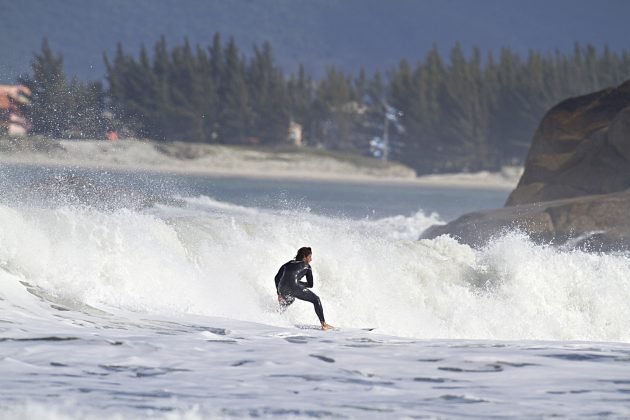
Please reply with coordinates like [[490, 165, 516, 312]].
[[288, 120, 303, 146], [0, 85, 31, 136]]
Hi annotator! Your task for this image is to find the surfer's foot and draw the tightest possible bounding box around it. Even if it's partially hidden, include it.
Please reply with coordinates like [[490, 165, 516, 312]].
[[321, 323, 333, 330]]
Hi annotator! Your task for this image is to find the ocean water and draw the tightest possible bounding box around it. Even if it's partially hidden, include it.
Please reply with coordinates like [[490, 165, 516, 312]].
[[2, 165, 630, 418]]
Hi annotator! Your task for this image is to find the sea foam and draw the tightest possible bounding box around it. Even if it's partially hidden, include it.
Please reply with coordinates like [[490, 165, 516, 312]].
[[1, 197, 630, 342]]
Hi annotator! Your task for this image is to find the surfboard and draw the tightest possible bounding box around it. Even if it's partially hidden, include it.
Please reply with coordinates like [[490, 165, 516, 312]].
[[294, 324, 375, 332]]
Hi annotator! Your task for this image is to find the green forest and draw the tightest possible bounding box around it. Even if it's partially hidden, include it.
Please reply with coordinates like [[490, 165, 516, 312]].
[[19, 35, 630, 174]]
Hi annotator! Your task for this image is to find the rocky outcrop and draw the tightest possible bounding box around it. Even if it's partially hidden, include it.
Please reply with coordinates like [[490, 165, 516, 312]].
[[422, 80, 630, 250], [506, 80, 630, 206], [421, 190, 630, 251]]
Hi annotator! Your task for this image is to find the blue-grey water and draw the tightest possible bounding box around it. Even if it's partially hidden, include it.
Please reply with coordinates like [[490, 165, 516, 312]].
[[0, 164, 508, 221], [4, 164, 630, 419]]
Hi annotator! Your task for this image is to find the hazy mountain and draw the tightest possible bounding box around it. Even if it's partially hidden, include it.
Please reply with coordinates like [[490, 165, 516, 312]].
[[1, 0, 629, 83]]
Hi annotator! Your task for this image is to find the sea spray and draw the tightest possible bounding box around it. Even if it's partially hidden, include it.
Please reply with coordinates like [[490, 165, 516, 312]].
[[1, 197, 630, 342]]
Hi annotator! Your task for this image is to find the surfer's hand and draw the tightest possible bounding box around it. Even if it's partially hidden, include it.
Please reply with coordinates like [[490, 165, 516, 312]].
[[277, 294, 286, 304]]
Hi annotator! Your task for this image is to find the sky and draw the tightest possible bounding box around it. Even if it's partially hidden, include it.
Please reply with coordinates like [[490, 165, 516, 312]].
[[1, 0, 629, 83]]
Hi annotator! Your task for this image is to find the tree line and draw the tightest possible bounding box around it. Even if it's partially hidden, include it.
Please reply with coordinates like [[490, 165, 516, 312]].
[[389, 44, 630, 172], [19, 36, 630, 174]]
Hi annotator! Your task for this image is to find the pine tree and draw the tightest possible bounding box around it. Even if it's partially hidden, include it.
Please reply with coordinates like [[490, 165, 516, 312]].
[[195, 44, 219, 143], [314, 67, 357, 150], [24, 38, 71, 136], [67, 79, 106, 137], [247, 42, 290, 144], [22, 38, 105, 138], [220, 38, 250, 144], [288, 64, 313, 128], [165, 38, 205, 141]]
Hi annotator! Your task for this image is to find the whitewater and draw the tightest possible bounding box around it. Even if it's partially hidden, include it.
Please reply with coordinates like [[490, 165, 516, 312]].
[[2, 166, 630, 418]]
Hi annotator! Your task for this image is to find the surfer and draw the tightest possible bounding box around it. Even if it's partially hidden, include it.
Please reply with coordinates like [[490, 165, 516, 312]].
[[274, 247, 333, 330]]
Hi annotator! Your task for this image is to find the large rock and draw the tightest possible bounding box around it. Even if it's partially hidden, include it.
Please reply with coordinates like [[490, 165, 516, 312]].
[[506, 80, 630, 206], [422, 80, 630, 250], [421, 190, 630, 251]]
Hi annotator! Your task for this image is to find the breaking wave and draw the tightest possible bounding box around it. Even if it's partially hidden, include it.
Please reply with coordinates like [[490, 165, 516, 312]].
[[1, 196, 630, 341]]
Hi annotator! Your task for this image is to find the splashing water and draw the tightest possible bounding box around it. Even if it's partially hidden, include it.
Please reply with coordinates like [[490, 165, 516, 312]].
[[2, 195, 630, 342]]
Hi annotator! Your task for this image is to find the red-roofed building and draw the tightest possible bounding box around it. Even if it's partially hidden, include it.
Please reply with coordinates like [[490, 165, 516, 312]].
[[0, 85, 31, 136]]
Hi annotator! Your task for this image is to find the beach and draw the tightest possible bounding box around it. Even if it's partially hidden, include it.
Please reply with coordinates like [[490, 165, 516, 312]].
[[0, 138, 522, 189]]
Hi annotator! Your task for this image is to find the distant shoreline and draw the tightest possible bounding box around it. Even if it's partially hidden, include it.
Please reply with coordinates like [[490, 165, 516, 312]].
[[0, 138, 521, 190]]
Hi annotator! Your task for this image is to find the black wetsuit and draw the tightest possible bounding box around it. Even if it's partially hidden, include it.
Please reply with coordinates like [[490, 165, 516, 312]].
[[274, 260, 326, 323]]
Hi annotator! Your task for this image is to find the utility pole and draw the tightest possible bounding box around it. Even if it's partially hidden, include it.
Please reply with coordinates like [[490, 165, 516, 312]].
[[383, 105, 389, 161]]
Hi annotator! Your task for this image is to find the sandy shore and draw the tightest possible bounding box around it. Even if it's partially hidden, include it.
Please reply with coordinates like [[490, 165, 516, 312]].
[[0, 138, 522, 189]]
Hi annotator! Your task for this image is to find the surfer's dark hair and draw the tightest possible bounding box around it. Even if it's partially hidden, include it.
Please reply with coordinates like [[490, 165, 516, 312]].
[[295, 247, 312, 260]]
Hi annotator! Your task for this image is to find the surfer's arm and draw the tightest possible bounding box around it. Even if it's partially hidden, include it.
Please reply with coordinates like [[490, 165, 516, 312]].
[[274, 266, 285, 293], [303, 268, 313, 288]]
